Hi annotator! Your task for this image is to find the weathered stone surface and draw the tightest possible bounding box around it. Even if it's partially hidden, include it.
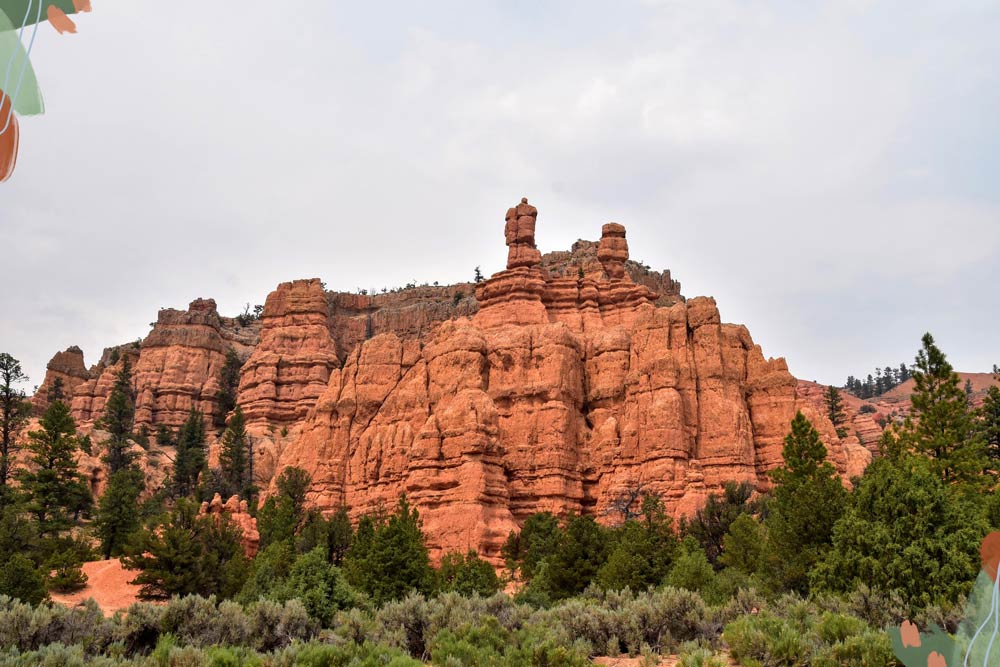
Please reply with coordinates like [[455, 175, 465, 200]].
[[131, 299, 233, 429], [33, 346, 90, 415], [272, 199, 870, 564], [200, 494, 259, 557], [236, 279, 340, 427], [504, 198, 543, 269]]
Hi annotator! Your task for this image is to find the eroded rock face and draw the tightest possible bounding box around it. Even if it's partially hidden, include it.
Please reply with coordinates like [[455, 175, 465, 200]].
[[132, 299, 233, 429], [274, 199, 871, 563], [200, 494, 260, 557], [33, 346, 90, 415], [237, 279, 341, 427]]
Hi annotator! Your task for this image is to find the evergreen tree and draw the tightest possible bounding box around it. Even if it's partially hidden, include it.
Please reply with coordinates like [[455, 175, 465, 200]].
[[0, 553, 47, 605], [19, 401, 91, 536], [684, 481, 758, 567], [597, 494, 677, 591], [762, 411, 847, 594], [474, 266, 484, 283], [124, 497, 249, 600], [539, 515, 609, 600], [665, 536, 716, 595], [899, 363, 911, 383], [977, 385, 1000, 463], [436, 550, 502, 597], [824, 385, 849, 439], [214, 348, 242, 427], [172, 409, 206, 497], [343, 496, 433, 605], [900, 333, 986, 485], [94, 468, 143, 559], [99, 356, 137, 475], [0, 352, 30, 505], [218, 406, 253, 499], [47, 377, 65, 404], [965, 378, 975, 406], [812, 454, 986, 613], [257, 466, 310, 549], [720, 513, 764, 576], [501, 511, 561, 580]]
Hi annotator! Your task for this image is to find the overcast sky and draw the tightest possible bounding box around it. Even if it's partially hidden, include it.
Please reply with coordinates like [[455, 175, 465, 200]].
[[1, 0, 998, 389]]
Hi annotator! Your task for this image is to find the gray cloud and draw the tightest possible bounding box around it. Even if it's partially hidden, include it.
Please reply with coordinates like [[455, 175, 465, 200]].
[[1, 0, 997, 388]]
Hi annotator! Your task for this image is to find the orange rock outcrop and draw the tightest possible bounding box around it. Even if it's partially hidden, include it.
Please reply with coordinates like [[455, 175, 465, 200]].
[[200, 494, 260, 557], [273, 199, 871, 563], [32, 346, 90, 415]]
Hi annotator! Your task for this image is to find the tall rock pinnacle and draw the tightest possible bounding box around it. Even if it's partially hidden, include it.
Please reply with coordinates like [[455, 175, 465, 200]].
[[504, 197, 542, 269]]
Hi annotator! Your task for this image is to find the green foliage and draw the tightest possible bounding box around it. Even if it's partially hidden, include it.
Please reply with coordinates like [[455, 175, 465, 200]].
[[214, 348, 243, 428], [683, 481, 758, 567], [597, 496, 677, 592], [94, 468, 144, 559], [977, 384, 1000, 463], [763, 411, 847, 594], [344, 496, 434, 606], [46, 549, 89, 593], [0, 352, 30, 505], [0, 554, 47, 605], [811, 454, 986, 613], [720, 513, 764, 576], [532, 515, 609, 601], [666, 537, 716, 597], [899, 332, 988, 485], [172, 409, 207, 498], [502, 511, 560, 580], [18, 401, 91, 536], [256, 466, 310, 550], [435, 550, 501, 597], [723, 609, 896, 667], [123, 498, 250, 600], [218, 406, 253, 500], [824, 385, 849, 438], [99, 356, 137, 475]]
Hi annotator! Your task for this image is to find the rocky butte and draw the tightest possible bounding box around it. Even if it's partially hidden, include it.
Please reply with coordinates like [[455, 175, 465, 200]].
[[271, 198, 871, 563], [33, 198, 871, 564]]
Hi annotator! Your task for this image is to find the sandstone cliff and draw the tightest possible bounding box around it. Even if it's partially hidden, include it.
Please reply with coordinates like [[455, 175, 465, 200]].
[[272, 199, 871, 563], [31, 197, 874, 566]]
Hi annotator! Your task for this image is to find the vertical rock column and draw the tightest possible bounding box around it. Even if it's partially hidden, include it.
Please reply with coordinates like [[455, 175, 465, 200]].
[[505, 198, 542, 269], [597, 223, 629, 280]]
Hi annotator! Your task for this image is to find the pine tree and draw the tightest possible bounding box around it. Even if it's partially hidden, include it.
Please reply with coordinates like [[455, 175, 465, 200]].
[[99, 356, 137, 475], [474, 266, 484, 283], [685, 481, 758, 567], [899, 363, 911, 383], [977, 385, 1000, 463], [763, 411, 847, 594], [214, 348, 242, 427], [824, 385, 849, 438], [218, 406, 253, 499], [965, 378, 974, 406], [436, 550, 501, 597], [812, 455, 985, 613], [343, 496, 433, 605], [172, 409, 206, 497], [19, 401, 91, 536], [93, 468, 143, 559], [47, 377, 65, 404], [124, 498, 248, 600], [900, 333, 986, 485], [597, 494, 677, 591], [0, 353, 30, 504], [257, 466, 310, 549]]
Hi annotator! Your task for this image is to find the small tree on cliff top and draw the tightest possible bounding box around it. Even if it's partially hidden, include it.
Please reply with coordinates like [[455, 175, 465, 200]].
[[824, 385, 848, 438]]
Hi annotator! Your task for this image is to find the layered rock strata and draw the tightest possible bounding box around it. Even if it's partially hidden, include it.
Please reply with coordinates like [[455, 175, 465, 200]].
[[32, 346, 90, 415], [273, 199, 871, 563]]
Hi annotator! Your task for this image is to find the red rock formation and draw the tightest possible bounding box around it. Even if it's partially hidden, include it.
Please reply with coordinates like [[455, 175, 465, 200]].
[[273, 199, 871, 564], [200, 494, 260, 557], [131, 298, 234, 429], [236, 279, 340, 428], [33, 346, 90, 415]]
